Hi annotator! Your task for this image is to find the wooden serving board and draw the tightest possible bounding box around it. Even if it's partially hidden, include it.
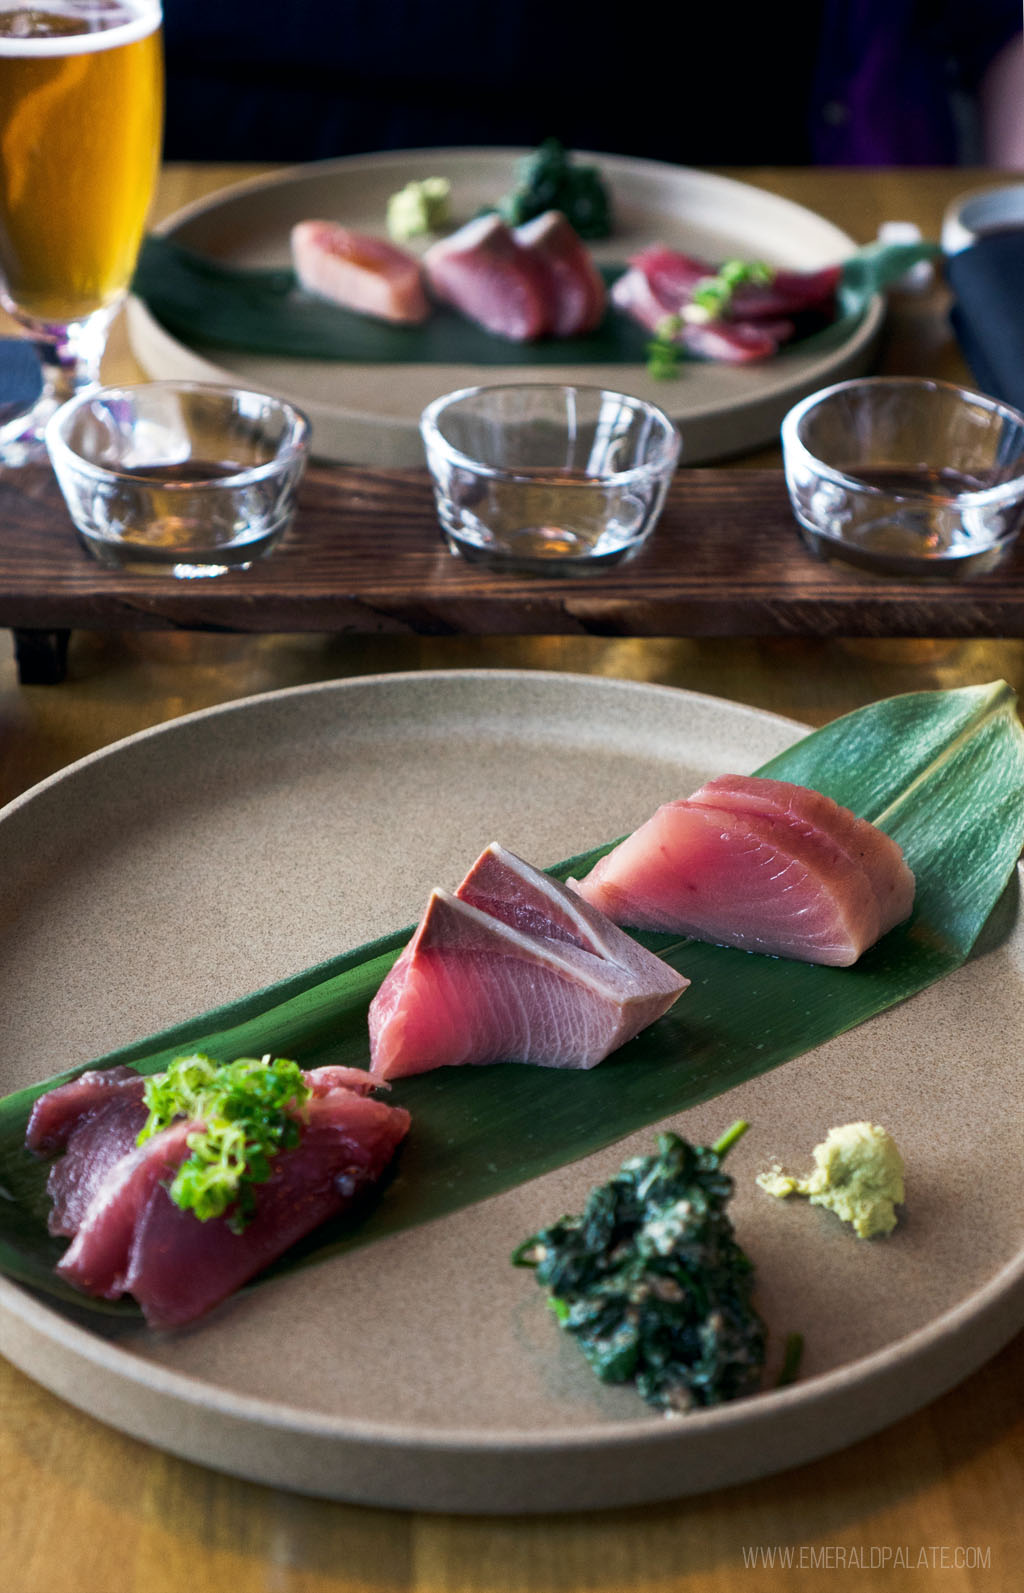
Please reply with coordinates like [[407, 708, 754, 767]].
[[3, 464, 1024, 682]]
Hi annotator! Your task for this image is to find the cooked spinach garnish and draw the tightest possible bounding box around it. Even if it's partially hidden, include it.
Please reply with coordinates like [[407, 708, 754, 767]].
[[495, 138, 612, 240], [777, 1329, 805, 1388], [513, 1122, 765, 1413]]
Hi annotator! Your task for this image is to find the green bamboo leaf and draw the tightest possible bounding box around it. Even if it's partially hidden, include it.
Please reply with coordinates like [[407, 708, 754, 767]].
[[130, 237, 651, 365], [130, 236, 937, 366], [2, 683, 1021, 1314]]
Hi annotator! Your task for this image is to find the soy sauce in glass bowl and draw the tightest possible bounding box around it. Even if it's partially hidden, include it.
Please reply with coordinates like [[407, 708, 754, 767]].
[[781, 377, 1024, 579]]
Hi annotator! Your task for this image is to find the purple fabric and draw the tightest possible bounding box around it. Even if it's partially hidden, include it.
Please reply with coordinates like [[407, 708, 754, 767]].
[[812, 0, 1022, 165]]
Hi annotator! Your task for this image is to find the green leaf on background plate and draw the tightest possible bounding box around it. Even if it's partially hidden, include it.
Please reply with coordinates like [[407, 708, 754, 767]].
[[130, 234, 940, 367], [1, 682, 1021, 1315]]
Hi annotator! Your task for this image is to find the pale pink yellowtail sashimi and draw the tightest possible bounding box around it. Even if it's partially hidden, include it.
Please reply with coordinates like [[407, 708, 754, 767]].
[[368, 843, 688, 1080], [570, 775, 915, 966]]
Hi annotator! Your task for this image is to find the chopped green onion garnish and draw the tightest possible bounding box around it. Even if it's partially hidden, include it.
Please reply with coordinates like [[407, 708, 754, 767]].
[[137, 1053, 311, 1231], [646, 313, 683, 379], [690, 259, 774, 321]]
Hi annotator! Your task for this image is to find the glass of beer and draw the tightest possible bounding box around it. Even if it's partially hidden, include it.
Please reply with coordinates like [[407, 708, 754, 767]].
[[0, 1, 163, 465]]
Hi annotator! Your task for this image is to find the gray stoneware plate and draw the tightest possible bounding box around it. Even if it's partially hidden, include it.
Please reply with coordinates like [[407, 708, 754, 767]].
[[0, 671, 1021, 1514], [126, 149, 882, 465]]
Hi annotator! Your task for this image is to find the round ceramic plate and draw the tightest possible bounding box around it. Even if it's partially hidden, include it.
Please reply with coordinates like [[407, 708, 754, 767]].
[[0, 671, 1021, 1514], [126, 149, 883, 465]]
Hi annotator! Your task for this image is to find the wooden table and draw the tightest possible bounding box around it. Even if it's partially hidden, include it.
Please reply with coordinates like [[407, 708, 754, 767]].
[[2, 165, 1022, 1593]]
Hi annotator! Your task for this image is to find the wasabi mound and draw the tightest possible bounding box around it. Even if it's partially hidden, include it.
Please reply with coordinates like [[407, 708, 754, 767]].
[[757, 1121, 905, 1238]]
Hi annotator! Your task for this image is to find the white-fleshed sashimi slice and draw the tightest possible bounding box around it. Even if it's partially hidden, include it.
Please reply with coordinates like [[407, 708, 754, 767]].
[[512, 211, 607, 336], [571, 777, 914, 967], [368, 843, 687, 1079], [422, 213, 549, 341], [290, 220, 430, 323]]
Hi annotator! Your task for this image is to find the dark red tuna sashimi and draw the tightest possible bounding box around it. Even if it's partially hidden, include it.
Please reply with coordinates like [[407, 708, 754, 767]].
[[513, 210, 607, 336], [423, 213, 549, 341], [45, 1090, 150, 1238], [26, 1065, 146, 1154], [612, 245, 840, 363], [679, 318, 793, 363], [120, 1088, 410, 1329], [609, 264, 672, 332], [57, 1119, 194, 1300], [622, 246, 839, 320], [571, 776, 914, 967], [626, 245, 711, 305], [729, 265, 840, 320], [610, 266, 790, 362], [368, 843, 687, 1080], [34, 1065, 410, 1327]]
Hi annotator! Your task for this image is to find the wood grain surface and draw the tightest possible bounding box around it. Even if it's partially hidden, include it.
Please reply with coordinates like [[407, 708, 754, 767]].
[[4, 462, 1024, 641], [1, 163, 1022, 1593]]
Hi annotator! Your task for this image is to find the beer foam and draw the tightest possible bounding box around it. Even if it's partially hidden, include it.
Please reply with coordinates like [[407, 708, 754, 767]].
[[0, 2, 159, 55]]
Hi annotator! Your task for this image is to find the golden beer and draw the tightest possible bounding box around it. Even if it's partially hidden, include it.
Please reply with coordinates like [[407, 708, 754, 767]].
[[0, 3, 162, 323]]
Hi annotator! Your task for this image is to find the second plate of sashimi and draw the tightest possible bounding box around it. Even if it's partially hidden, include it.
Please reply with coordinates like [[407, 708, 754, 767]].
[[128, 148, 884, 464]]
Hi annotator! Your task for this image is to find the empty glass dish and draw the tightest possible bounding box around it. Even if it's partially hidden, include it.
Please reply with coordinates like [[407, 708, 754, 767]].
[[420, 383, 681, 574]]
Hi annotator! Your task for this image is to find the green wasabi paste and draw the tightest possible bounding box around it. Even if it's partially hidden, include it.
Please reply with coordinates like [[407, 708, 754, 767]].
[[386, 177, 451, 241], [758, 1121, 905, 1238]]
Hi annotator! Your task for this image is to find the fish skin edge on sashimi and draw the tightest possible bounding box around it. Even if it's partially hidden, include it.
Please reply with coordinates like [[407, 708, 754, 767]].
[[368, 843, 688, 1080]]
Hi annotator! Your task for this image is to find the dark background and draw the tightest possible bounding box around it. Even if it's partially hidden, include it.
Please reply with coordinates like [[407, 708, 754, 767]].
[[160, 1, 1022, 168]]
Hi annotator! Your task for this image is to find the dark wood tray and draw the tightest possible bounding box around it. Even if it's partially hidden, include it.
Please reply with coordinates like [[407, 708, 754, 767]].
[[3, 463, 1023, 680]]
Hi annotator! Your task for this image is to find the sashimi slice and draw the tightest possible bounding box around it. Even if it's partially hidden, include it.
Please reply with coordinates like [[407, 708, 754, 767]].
[[678, 317, 791, 363], [513, 211, 606, 336], [45, 1091, 151, 1238], [612, 245, 840, 363], [26, 1065, 145, 1154], [609, 266, 788, 362], [422, 213, 549, 341], [41, 1064, 410, 1326], [626, 245, 711, 306], [369, 843, 687, 1079], [571, 777, 914, 966], [688, 776, 915, 934], [729, 265, 840, 320], [290, 220, 430, 323], [621, 246, 839, 322], [122, 1088, 410, 1328], [56, 1120, 194, 1299]]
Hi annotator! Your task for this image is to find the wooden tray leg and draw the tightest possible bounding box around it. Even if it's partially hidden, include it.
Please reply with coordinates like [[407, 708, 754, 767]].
[[13, 627, 70, 685]]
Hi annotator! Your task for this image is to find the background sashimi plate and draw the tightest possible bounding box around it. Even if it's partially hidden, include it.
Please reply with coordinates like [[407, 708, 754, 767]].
[[0, 671, 1021, 1513], [126, 149, 883, 465]]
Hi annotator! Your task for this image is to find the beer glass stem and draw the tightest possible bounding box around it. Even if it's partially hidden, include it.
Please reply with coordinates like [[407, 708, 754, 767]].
[[0, 302, 118, 467]]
